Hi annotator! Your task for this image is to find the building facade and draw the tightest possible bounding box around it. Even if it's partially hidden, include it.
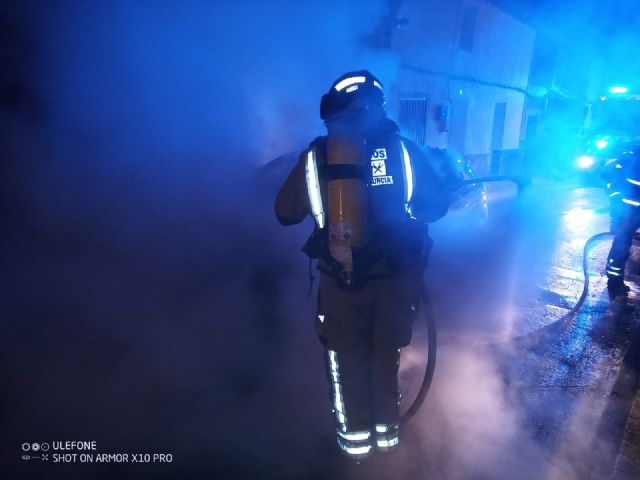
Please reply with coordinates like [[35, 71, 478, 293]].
[[388, 0, 535, 176]]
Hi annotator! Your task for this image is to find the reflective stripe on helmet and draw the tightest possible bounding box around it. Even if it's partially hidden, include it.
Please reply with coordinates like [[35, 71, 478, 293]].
[[626, 178, 640, 186], [305, 148, 325, 229], [400, 140, 414, 212], [622, 198, 640, 206], [334, 76, 367, 92]]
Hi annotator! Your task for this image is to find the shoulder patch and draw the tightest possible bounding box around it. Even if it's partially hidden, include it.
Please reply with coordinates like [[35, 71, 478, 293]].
[[370, 147, 393, 186], [371, 148, 387, 160], [371, 176, 394, 186]]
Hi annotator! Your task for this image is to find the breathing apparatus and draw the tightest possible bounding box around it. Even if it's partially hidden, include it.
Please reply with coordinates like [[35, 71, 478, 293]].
[[318, 71, 387, 287], [325, 133, 368, 287]]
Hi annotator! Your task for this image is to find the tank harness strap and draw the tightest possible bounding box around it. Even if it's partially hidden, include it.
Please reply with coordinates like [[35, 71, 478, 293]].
[[321, 164, 366, 181], [316, 264, 395, 281]]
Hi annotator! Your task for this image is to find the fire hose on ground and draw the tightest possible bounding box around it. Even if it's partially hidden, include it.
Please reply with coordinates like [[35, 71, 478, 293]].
[[401, 227, 614, 422]]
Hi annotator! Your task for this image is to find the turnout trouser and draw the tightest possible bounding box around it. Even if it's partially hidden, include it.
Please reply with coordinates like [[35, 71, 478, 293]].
[[316, 270, 421, 459], [607, 204, 640, 280]]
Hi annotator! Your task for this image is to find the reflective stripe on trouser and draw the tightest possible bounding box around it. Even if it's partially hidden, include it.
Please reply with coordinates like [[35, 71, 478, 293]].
[[337, 429, 372, 459], [606, 258, 624, 278], [607, 206, 640, 280], [325, 346, 401, 459], [319, 274, 418, 459], [327, 350, 372, 459], [375, 423, 400, 451], [324, 345, 402, 428]]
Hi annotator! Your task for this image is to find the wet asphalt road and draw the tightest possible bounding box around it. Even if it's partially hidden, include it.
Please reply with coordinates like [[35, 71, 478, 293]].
[[3, 178, 638, 479], [393, 180, 638, 480]]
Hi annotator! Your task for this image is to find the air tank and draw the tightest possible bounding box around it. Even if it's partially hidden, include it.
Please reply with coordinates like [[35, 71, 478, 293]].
[[326, 133, 368, 284]]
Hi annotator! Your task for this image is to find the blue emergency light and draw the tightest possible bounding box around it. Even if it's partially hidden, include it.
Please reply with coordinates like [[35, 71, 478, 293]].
[[610, 86, 629, 94], [577, 155, 595, 169]]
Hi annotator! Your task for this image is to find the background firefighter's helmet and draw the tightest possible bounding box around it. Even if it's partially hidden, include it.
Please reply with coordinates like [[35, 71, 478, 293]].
[[320, 70, 386, 122]]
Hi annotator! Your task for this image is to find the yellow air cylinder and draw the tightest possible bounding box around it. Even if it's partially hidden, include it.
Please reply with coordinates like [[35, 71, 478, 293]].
[[326, 134, 368, 282]]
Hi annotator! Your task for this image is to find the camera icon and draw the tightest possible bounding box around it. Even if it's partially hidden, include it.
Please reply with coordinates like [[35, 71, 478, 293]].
[[31, 443, 40, 452]]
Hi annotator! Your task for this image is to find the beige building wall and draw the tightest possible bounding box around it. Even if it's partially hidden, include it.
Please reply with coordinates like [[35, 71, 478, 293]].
[[389, 0, 535, 174]]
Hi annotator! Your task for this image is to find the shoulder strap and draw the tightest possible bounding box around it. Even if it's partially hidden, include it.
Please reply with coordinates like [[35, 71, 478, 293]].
[[305, 137, 326, 229]]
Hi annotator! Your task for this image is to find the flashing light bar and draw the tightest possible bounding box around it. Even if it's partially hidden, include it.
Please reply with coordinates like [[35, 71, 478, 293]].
[[610, 86, 629, 94]]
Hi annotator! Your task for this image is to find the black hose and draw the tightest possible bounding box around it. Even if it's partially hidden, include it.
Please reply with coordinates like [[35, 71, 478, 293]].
[[452, 175, 608, 323], [398, 231, 612, 424], [400, 285, 437, 424], [572, 232, 613, 315], [502, 230, 613, 354]]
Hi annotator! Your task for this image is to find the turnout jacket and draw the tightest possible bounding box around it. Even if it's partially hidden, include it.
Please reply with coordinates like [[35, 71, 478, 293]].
[[605, 146, 640, 209], [275, 119, 450, 279]]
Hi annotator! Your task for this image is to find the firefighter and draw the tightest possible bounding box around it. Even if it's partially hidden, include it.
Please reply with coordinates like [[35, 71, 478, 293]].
[[275, 71, 450, 460], [603, 143, 640, 300]]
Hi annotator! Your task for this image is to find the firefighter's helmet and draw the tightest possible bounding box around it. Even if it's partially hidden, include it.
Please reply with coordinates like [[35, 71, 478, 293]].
[[320, 70, 386, 122]]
